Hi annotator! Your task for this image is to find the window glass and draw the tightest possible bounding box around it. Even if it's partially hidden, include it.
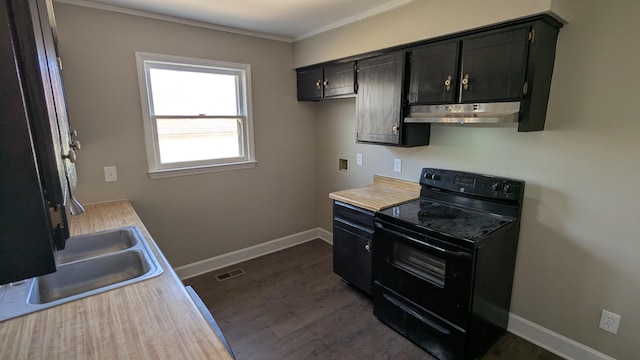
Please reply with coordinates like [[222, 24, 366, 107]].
[[156, 118, 242, 163], [135, 52, 255, 178], [148, 68, 239, 116]]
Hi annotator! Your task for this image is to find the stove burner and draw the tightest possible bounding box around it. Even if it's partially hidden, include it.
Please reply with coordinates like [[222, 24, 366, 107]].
[[416, 201, 511, 241]]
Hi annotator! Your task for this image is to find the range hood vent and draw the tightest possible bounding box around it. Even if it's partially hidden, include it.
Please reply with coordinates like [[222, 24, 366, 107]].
[[405, 102, 521, 124]]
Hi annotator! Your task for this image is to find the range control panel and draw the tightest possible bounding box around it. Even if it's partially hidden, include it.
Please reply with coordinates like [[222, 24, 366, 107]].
[[420, 168, 524, 201]]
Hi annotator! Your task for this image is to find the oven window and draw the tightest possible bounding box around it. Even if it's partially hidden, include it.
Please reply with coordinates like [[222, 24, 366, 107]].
[[392, 243, 446, 287]]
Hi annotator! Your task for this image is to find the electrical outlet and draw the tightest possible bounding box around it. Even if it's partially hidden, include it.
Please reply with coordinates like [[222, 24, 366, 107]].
[[104, 166, 118, 182], [599, 309, 621, 334], [394, 159, 402, 173], [356, 153, 363, 166]]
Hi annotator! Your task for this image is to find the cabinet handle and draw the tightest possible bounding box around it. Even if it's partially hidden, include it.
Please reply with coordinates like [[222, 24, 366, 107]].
[[444, 75, 452, 91], [392, 123, 399, 134], [462, 74, 469, 90], [323, 79, 329, 88], [315, 80, 321, 89], [62, 149, 77, 163], [365, 243, 371, 252], [70, 140, 81, 150]]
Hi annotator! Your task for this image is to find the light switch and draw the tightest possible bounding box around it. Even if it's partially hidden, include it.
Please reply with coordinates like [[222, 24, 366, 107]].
[[356, 153, 363, 166], [104, 166, 118, 182]]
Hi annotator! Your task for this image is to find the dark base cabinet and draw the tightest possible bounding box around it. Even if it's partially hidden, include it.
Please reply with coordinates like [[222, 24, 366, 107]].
[[332, 201, 374, 294]]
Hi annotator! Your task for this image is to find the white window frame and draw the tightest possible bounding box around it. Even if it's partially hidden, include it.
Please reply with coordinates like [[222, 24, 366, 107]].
[[135, 52, 256, 179]]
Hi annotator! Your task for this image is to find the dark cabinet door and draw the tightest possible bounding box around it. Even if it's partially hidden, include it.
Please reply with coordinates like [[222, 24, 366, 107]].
[[356, 52, 404, 145], [407, 41, 459, 105], [296, 67, 323, 101], [333, 225, 372, 294], [460, 27, 530, 102], [0, 0, 71, 284], [15, 0, 72, 249], [323, 62, 355, 98]]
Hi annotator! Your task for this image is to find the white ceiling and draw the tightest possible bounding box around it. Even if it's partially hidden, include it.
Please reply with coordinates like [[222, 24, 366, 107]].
[[55, 0, 415, 41]]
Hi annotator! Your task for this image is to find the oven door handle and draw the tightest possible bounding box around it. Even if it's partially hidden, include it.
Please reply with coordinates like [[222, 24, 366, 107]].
[[375, 222, 472, 259]]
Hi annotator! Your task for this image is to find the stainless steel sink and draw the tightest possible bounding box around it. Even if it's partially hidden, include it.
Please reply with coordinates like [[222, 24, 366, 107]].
[[29, 251, 151, 304], [0, 226, 163, 322], [55, 227, 138, 264]]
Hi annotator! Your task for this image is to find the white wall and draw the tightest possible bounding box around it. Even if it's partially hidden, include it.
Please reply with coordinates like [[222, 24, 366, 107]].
[[54, 3, 318, 267], [300, 0, 640, 358]]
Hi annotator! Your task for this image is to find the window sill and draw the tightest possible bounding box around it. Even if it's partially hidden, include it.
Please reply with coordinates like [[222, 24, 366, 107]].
[[148, 161, 257, 179]]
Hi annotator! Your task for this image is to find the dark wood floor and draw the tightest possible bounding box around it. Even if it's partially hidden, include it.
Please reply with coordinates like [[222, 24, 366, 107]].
[[184, 240, 564, 360]]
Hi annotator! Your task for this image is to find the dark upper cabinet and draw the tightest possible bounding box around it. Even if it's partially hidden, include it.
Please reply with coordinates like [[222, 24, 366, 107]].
[[356, 52, 404, 145], [356, 52, 431, 146], [404, 18, 560, 131], [297, 14, 561, 135], [407, 41, 460, 105], [459, 26, 529, 102], [297, 62, 356, 101], [407, 27, 529, 105], [323, 62, 356, 98], [296, 67, 323, 101], [1, 0, 75, 284]]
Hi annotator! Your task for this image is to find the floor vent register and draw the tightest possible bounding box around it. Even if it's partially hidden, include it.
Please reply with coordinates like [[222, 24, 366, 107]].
[[215, 268, 246, 282]]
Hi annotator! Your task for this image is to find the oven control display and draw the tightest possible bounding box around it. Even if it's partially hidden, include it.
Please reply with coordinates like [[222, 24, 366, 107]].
[[454, 176, 476, 188]]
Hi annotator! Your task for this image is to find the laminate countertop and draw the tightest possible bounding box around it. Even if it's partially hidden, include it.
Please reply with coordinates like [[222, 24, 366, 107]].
[[0, 200, 233, 360], [329, 175, 421, 211]]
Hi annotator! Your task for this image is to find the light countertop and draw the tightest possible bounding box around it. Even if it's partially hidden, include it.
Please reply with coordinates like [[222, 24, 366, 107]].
[[0, 200, 233, 360], [329, 175, 421, 211]]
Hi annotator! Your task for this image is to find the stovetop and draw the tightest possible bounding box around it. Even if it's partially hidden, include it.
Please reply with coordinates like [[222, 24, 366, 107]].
[[377, 198, 514, 243]]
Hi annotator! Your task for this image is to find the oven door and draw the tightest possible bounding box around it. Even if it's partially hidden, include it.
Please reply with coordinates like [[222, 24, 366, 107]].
[[373, 218, 474, 328]]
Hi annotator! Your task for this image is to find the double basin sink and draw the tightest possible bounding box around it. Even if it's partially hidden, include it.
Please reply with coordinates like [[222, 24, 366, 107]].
[[0, 226, 163, 322]]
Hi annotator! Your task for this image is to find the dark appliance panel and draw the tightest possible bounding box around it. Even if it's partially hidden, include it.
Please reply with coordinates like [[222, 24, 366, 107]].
[[377, 199, 515, 249], [374, 219, 474, 328], [372, 168, 525, 360], [373, 283, 467, 360], [0, 0, 75, 284]]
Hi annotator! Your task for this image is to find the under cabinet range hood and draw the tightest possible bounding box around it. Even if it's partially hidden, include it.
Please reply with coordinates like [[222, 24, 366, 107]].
[[404, 102, 521, 124]]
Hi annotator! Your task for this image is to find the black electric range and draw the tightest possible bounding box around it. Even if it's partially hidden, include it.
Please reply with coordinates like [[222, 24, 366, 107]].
[[372, 168, 525, 360]]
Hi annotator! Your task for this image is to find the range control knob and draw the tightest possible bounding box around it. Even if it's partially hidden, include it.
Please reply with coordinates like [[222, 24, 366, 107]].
[[425, 173, 440, 181], [503, 183, 514, 194], [491, 182, 504, 192]]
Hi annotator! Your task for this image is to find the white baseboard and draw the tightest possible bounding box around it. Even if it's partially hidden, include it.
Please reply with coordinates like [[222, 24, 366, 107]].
[[508, 313, 615, 360], [175, 228, 612, 360], [317, 227, 333, 244], [175, 227, 332, 280]]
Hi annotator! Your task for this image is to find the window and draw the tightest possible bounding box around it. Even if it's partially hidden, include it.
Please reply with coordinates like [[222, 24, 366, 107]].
[[135, 52, 255, 178]]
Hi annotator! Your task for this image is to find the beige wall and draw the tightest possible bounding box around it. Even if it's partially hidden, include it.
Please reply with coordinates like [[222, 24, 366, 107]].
[[301, 0, 639, 358], [54, 4, 318, 267]]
